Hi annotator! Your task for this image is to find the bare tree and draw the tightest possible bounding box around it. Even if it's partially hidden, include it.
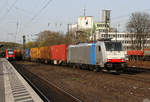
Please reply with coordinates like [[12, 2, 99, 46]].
[[36, 30, 66, 47], [65, 29, 90, 44], [126, 12, 150, 50], [27, 29, 92, 48]]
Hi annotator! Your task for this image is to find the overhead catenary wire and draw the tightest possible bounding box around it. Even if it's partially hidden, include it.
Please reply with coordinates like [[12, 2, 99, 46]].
[[17, 0, 53, 40], [111, 8, 150, 23], [27, 0, 53, 24], [20, 0, 53, 34], [14, 6, 33, 14], [110, 8, 150, 32], [0, 0, 19, 20], [1, 0, 150, 42]]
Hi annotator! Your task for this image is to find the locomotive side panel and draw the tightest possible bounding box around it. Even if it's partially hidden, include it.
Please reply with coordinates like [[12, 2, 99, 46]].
[[90, 43, 96, 65], [67, 44, 91, 64]]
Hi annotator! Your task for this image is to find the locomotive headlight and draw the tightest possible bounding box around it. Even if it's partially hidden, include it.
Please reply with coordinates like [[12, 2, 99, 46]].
[[107, 59, 112, 62], [120, 59, 125, 62]]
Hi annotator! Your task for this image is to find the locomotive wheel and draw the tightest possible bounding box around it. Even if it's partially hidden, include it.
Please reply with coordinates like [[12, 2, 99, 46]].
[[45, 60, 48, 64], [88, 67, 93, 71], [93, 67, 99, 72]]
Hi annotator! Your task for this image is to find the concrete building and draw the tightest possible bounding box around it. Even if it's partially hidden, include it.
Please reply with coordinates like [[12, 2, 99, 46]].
[[71, 24, 78, 31], [77, 16, 94, 30], [72, 10, 110, 32], [71, 10, 150, 50], [95, 32, 150, 50], [94, 22, 110, 32]]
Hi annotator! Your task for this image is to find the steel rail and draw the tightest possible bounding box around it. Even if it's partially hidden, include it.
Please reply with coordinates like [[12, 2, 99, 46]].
[[23, 67, 82, 102], [15, 65, 50, 102]]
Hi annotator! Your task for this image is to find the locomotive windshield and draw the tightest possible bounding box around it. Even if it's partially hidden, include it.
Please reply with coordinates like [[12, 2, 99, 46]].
[[8, 50, 14, 55], [105, 42, 123, 51]]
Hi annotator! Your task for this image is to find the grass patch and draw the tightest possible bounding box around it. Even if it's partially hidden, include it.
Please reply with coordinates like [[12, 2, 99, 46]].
[[71, 78, 80, 81]]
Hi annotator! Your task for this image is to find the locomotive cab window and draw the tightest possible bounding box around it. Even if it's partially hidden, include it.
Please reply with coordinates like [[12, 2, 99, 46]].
[[105, 42, 123, 51], [8, 50, 14, 55]]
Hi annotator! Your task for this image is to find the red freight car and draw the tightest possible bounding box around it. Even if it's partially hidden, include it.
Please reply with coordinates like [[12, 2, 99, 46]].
[[144, 49, 150, 55], [127, 50, 144, 61], [127, 50, 144, 56], [50, 44, 68, 64], [143, 49, 150, 61]]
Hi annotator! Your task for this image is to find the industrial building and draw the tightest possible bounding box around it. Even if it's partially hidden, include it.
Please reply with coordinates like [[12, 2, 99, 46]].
[[95, 31, 150, 50], [71, 10, 150, 50]]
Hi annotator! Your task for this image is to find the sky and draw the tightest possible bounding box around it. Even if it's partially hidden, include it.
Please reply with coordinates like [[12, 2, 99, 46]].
[[0, 0, 150, 43]]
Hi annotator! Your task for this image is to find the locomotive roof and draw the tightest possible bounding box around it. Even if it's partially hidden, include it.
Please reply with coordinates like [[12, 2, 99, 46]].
[[6, 48, 14, 50], [69, 41, 122, 48], [69, 43, 95, 48]]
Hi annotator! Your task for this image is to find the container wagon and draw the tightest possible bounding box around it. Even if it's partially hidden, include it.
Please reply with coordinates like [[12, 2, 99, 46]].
[[127, 50, 144, 61], [39, 46, 51, 63], [50, 44, 68, 64], [30, 48, 39, 62], [15, 49, 23, 60], [25, 49, 30, 60], [143, 49, 150, 61]]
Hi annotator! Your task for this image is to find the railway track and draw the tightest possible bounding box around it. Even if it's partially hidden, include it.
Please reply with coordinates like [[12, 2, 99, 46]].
[[24, 64, 150, 85], [103, 67, 150, 84], [121, 67, 150, 84], [11, 62, 82, 102], [117, 74, 150, 84], [125, 67, 150, 73], [11, 61, 150, 102]]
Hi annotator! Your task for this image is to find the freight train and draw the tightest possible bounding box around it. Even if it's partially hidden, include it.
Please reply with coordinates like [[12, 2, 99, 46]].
[[25, 41, 127, 71]]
